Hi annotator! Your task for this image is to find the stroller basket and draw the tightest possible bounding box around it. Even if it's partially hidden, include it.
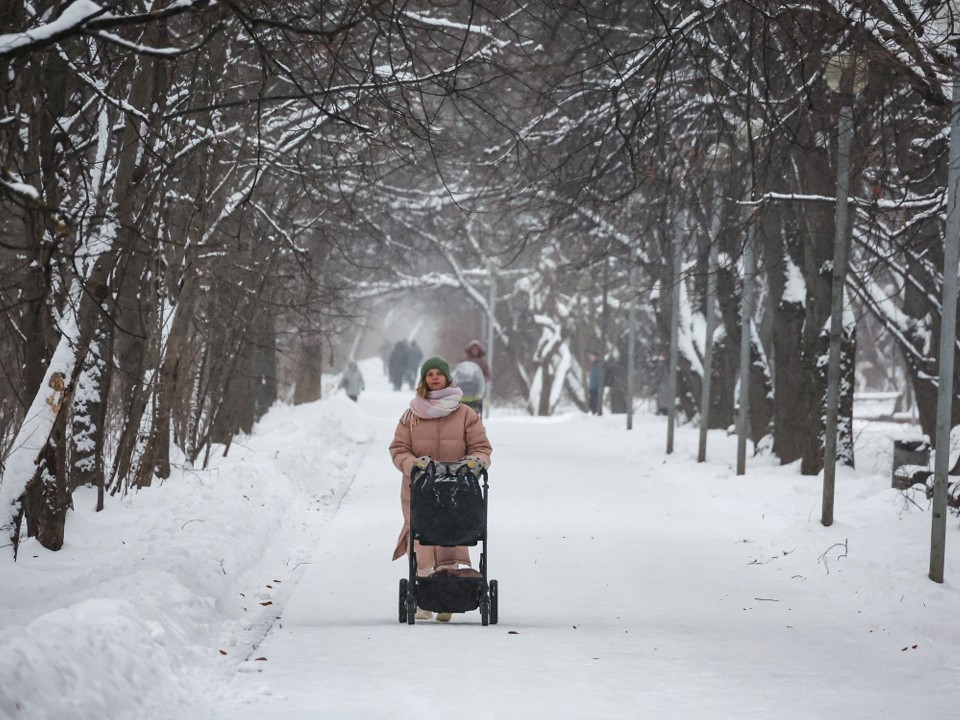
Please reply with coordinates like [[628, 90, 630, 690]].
[[416, 574, 484, 613], [411, 466, 485, 546]]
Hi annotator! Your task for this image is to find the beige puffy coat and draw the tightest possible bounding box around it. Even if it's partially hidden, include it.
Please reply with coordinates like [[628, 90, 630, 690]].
[[389, 405, 492, 565]]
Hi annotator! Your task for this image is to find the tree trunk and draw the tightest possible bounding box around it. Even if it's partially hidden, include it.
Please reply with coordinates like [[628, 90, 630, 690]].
[[68, 318, 114, 498], [2, 217, 130, 548], [293, 337, 324, 405], [2, 316, 85, 552], [714, 257, 774, 444], [747, 336, 775, 446], [131, 244, 203, 488], [608, 354, 628, 416], [209, 283, 279, 443], [772, 303, 808, 465], [18, 392, 70, 554], [709, 333, 737, 431], [535, 363, 554, 416], [837, 326, 856, 467], [16, 45, 72, 409]]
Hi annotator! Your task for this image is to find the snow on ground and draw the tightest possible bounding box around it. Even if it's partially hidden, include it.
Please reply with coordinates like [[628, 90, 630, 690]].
[[0, 386, 374, 720], [2, 357, 959, 719]]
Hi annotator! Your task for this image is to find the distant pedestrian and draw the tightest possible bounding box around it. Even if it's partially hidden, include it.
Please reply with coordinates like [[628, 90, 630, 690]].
[[457, 340, 491, 414], [406, 340, 423, 390], [587, 351, 602, 415], [378, 339, 391, 376], [460, 340, 491, 382], [389, 341, 408, 391], [453, 360, 486, 415], [340, 360, 365, 402]]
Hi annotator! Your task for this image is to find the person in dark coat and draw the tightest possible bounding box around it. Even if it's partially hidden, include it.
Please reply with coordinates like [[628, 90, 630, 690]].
[[406, 340, 423, 390], [587, 351, 602, 415], [388, 341, 408, 391]]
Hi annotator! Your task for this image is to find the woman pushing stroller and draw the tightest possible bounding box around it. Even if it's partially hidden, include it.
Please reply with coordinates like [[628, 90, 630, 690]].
[[389, 356, 492, 621]]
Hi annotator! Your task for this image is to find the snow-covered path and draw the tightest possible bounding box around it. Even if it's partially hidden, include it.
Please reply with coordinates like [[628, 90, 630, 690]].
[[199, 370, 960, 720]]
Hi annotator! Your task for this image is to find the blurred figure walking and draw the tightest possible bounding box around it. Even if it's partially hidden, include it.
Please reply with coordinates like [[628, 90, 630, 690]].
[[340, 360, 365, 402], [456, 340, 491, 414], [587, 351, 602, 415], [389, 341, 408, 391], [406, 340, 423, 390]]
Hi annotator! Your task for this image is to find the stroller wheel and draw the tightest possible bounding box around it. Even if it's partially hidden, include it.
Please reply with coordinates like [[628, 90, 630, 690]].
[[398, 579, 408, 624], [405, 586, 417, 625], [480, 585, 490, 626], [489, 579, 498, 625]]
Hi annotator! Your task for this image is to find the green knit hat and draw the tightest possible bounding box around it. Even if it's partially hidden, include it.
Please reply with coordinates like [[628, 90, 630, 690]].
[[419, 356, 452, 384]]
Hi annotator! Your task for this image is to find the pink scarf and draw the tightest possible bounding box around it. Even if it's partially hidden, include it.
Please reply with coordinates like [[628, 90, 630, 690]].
[[400, 386, 463, 427]]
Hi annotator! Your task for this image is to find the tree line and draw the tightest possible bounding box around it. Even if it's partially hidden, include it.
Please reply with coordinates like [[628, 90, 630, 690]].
[[2, 1, 959, 553]]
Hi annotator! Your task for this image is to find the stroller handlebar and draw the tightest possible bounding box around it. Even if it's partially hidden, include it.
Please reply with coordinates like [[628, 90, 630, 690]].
[[411, 460, 488, 484]]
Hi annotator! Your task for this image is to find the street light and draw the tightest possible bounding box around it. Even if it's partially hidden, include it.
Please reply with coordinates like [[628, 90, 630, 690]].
[[485, 258, 498, 419], [626, 195, 643, 431], [666, 227, 681, 455], [821, 51, 866, 527], [930, 42, 960, 583]]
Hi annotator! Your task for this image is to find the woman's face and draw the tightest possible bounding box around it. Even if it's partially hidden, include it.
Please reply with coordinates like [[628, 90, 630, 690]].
[[424, 368, 448, 391]]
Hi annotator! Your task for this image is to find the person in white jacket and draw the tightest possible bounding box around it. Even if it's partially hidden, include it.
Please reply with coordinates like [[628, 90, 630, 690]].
[[340, 360, 365, 402]]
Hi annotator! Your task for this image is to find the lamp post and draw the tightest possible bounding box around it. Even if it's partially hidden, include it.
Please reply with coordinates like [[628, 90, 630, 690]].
[[627, 242, 638, 430], [626, 193, 643, 431], [821, 52, 866, 527], [666, 230, 681, 454], [485, 258, 497, 419], [930, 44, 960, 583], [597, 255, 611, 416], [737, 171, 756, 476]]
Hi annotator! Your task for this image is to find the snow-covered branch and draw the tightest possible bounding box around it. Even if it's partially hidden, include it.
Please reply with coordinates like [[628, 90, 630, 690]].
[[0, 0, 217, 59]]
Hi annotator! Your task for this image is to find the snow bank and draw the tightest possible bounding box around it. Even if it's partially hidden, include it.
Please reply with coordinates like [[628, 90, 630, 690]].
[[0, 394, 374, 720]]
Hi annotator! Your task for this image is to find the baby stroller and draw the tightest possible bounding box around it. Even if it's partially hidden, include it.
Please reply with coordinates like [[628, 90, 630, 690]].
[[398, 460, 498, 625]]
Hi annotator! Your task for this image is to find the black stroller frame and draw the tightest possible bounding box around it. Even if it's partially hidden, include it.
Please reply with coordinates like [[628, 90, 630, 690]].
[[398, 460, 498, 625]]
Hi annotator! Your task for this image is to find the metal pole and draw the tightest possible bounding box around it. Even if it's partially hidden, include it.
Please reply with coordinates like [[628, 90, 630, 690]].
[[821, 81, 855, 528], [697, 181, 720, 463], [627, 241, 638, 430], [485, 260, 496, 419], [737, 209, 755, 476], [930, 48, 960, 583], [667, 234, 681, 454], [598, 256, 610, 417]]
